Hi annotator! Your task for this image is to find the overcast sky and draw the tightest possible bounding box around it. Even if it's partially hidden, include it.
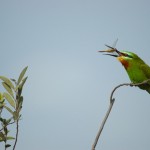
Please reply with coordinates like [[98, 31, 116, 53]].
[[1, 0, 150, 150]]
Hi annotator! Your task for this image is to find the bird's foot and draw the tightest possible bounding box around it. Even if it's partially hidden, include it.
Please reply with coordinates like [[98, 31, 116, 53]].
[[130, 82, 134, 87]]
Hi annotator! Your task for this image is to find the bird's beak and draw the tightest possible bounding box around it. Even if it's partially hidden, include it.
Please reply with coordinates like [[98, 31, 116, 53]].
[[98, 44, 124, 57], [102, 53, 118, 57]]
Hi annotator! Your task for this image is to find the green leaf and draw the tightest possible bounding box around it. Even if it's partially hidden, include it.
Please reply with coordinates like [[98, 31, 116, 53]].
[[3, 106, 14, 115], [11, 78, 16, 82], [0, 117, 4, 123], [13, 111, 19, 120], [3, 92, 15, 109], [0, 132, 5, 142], [17, 96, 23, 112], [0, 93, 4, 102], [2, 82, 14, 98], [19, 76, 28, 90], [18, 77, 28, 96], [11, 78, 17, 86], [0, 76, 14, 89], [6, 136, 15, 140], [5, 144, 11, 148], [17, 66, 28, 85], [15, 85, 19, 92], [6, 118, 12, 124], [0, 103, 5, 109]]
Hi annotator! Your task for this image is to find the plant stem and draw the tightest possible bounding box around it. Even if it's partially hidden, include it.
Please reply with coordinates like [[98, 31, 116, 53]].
[[5, 142, 7, 150], [91, 98, 115, 150], [91, 79, 150, 150], [13, 120, 19, 150]]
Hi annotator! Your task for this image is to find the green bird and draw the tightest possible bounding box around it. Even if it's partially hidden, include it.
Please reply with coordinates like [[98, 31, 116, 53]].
[[99, 45, 150, 94]]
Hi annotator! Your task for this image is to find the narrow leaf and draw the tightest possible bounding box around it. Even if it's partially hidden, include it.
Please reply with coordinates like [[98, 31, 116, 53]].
[[15, 85, 19, 92], [17, 96, 23, 112], [6, 118, 12, 124], [3, 106, 14, 115], [0, 93, 3, 102], [2, 82, 14, 98], [18, 77, 28, 96], [13, 111, 19, 120], [17, 66, 28, 85], [7, 136, 15, 140], [0, 76, 14, 89], [3, 93, 15, 109], [0, 103, 5, 109], [11, 78, 16, 82], [5, 144, 11, 148], [0, 132, 5, 142], [19, 76, 28, 90]]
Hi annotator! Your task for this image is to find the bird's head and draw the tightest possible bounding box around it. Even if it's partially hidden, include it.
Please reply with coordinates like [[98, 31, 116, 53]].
[[99, 45, 142, 69]]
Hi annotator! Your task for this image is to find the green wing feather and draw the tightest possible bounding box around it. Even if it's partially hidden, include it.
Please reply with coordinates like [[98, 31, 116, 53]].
[[140, 64, 150, 78], [140, 64, 150, 93]]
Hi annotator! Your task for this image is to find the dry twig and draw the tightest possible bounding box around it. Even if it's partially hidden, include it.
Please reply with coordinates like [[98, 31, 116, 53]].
[[91, 79, 150, 150]]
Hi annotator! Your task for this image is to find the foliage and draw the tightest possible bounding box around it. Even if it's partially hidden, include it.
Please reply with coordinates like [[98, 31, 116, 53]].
[[0, 66, 28, 150]]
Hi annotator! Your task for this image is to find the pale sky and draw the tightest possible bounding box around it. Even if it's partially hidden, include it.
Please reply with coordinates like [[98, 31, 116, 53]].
[[1, 0, 150, 150]]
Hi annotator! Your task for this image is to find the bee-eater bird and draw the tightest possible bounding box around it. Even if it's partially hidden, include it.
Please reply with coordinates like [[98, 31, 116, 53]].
[[99, 45, 150, 94]]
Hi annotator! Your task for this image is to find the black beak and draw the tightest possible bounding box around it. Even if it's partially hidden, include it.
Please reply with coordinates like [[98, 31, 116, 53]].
[[103, 53, 118, 57]]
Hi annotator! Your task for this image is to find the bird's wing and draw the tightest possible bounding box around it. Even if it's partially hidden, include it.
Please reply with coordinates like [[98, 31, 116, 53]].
[[139, 64, 150, 94], [140, 64, 150, 79]]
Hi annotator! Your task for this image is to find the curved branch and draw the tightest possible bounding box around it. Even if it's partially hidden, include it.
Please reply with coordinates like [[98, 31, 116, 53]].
[[91, 98, 115, 150], [91, 79, 150, 150]]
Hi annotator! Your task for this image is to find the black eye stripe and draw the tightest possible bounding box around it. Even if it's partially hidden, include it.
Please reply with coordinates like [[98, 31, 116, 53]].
[[125, 54, 133, 58]]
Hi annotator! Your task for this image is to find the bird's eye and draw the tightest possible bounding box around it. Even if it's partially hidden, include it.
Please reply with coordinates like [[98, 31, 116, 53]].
[[125, 54, 132, 58], [122, 53, 128, 57]]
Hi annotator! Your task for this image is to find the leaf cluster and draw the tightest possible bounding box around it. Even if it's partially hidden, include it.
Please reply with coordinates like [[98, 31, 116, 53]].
[[0, 66, 28, 149]]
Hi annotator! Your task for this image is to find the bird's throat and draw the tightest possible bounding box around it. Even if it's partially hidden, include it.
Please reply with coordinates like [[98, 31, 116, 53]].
[[117, 57, 129, 69]]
